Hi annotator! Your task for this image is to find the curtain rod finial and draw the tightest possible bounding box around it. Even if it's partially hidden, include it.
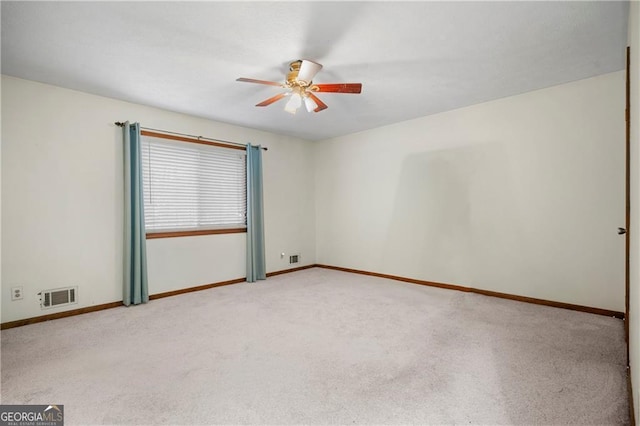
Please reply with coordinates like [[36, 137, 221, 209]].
[[115, 121, 125, 127]]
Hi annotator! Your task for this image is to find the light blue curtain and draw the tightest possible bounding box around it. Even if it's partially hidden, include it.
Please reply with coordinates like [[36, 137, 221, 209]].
[[246, 144, 266, 282], [123, 122, 149, 305]]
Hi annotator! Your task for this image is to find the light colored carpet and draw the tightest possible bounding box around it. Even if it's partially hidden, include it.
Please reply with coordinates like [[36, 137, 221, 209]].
[[1, 268, 629, 425]]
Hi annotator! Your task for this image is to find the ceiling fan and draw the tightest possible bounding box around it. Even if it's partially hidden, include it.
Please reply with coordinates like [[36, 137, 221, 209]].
[[236, 59, 362, 114]]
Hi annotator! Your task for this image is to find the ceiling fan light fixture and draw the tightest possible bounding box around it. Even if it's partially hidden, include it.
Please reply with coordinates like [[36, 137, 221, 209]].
[[284, 92, 302, 114], [297, 60, 323, 86], [304, 95, 318, 113]]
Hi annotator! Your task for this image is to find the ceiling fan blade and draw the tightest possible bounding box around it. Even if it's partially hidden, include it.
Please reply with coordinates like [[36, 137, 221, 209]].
[[297, 60, 323, 84], [307, 93, 328, 112], [236, 77, 284, 87], [255, 92, 288, 107], [312, 83, 362, 94]]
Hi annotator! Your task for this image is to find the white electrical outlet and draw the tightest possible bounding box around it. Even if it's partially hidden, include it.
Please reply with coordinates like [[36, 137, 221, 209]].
[[11, 286, 23, 301]]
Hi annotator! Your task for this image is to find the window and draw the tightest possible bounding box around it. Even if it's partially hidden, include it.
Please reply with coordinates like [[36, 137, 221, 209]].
[[140, 134, 247, 236]]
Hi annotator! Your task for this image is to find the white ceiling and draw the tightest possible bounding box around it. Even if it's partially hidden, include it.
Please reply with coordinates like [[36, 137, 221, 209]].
[[1, 1, 629, 141]]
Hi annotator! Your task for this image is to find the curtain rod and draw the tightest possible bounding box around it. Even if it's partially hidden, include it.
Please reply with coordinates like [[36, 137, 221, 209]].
[[114, 122, 267, 151]]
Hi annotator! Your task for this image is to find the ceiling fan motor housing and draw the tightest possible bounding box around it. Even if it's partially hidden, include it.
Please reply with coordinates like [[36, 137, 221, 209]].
[[287, 60, 304, 87]]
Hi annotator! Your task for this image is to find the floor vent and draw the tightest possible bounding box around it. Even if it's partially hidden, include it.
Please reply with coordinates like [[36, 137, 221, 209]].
[[39, 287, 77, 309], [289, 254, 299, 264]]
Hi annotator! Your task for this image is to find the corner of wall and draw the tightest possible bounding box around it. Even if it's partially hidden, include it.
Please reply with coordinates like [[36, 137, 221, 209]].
[[627, 0, 640, 422]]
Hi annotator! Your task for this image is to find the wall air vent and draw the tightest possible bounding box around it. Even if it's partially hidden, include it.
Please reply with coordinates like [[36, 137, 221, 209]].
[[39, 287, 77, 309], [289, 254, 300, 264]]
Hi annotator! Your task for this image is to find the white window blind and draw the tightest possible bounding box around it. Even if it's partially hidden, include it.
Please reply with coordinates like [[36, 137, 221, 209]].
[[140, 135, 247, 233]]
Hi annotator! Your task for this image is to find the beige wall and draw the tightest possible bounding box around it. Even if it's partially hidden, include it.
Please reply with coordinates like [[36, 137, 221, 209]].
[[1, 76, 316, 323], [2, 64, 629, 342], [315, 71, 626, 312]]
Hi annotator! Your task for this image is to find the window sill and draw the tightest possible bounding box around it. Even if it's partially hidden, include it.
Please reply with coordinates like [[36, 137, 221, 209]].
[[146, 228, 247, 239]]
